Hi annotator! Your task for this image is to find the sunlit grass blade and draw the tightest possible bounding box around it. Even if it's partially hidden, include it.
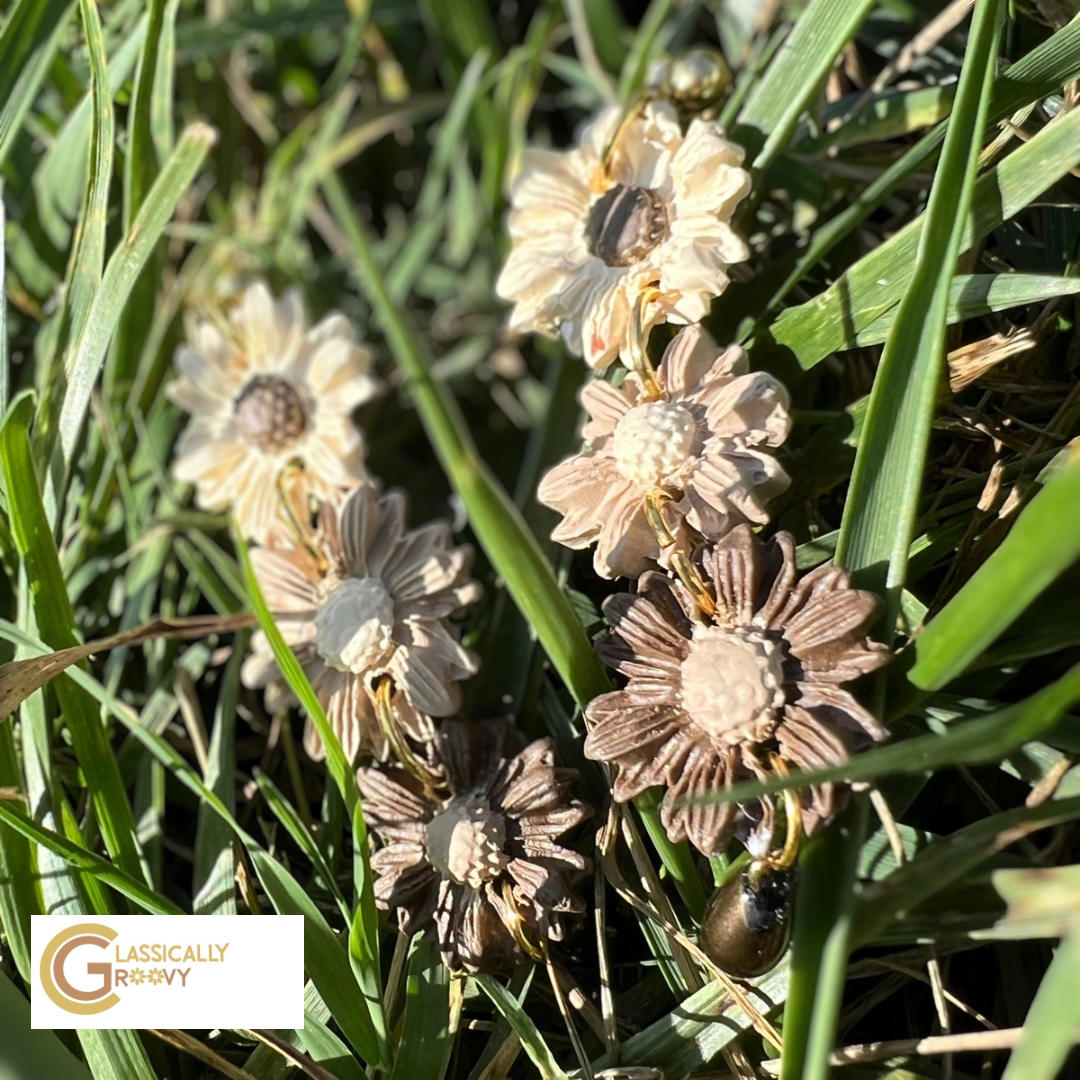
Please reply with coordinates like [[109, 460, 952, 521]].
[[250, 849, 388, 1071], [780, 799, 866, 1080], [734, 0, 876, 170], [1000, 934, 1080, 1080], [0, 0, 75, 169], [853, 795, 1080, 946], [0, 396, 146, 881], [761, 105, 1080, 371], [0, 722, 37, 980], [910, 454, 1080, 690], [388, 941, 453, 1080], [55, 121, 217, 487], [836, 0, 1003, 601], [475, 972, 568, 1080], [0, 800, 179, 915]]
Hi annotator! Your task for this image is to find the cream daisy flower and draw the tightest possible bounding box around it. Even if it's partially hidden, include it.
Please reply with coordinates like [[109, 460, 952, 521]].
[[538, 325, 791, 579], [496, 101, 751, 369], [241, 484, 482, 764], [168, 281, 380, 542]]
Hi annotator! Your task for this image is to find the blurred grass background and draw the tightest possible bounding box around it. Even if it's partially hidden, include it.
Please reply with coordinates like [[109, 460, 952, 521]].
[[3, 0, 1080, 1078]]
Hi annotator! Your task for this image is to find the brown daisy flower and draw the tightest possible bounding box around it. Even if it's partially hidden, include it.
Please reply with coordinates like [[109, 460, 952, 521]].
[[241, 485, 481, 763], [357, 718, 591, 973], [168, 281, 380, 542], [538, 325, 790, 580], [583, 525, 889, 857]]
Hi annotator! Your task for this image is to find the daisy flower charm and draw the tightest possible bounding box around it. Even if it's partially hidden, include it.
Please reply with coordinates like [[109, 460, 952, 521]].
[[496, 101, 751, 369], [168, 281, 380, 542]]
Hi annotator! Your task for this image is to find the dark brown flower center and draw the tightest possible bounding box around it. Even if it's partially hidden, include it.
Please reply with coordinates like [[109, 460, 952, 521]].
[[234, 375, 307, 452], [585, 184, 669, 267]]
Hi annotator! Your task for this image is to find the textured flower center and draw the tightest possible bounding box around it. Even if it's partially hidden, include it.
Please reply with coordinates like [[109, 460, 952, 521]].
[[680, 626, 786, 744], [313, 577, 395, 675], [585, 184, 669, 267], [425, 797, 508, 889], [612, 401, 697, 488], [234, 375, 307, 452]]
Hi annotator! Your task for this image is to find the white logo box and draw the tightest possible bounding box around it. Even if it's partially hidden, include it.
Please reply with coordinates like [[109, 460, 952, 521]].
[[30, 914, 304, 1029]]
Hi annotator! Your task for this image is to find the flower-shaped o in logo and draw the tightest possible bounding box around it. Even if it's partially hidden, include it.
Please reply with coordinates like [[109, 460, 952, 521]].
[[146, 969, 165, 986], [128, 968, 146, 985]]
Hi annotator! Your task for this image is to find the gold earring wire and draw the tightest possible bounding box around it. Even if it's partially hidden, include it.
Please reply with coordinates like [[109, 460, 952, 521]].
[[499, 880, 545, 962], [373, 676, 442, 786]]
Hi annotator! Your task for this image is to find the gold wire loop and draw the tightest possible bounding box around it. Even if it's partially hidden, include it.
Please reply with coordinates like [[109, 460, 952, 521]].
[[275, 466, 329, 572], [669, 551, 717, 620], [626, 287, 664, 400], [500, 880, 545, 962], [760, 756, 803, 874], [599, 88, 659, 181], [374, 676, 442, 786], [645, 491, 678, 549]]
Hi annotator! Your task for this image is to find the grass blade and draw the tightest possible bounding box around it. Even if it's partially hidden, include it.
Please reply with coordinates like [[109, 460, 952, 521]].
[[388, 941, 453, 1080], [0, 396, 146, 881], [910, 454, 1080, 690], [0, 0, 75, 168], [735, 0, 876, 169], [836, 0, 1004, 601], [1000, 934, 1080, 1080], [55, 121, 217, 485], [475, 972, 568, 1080]]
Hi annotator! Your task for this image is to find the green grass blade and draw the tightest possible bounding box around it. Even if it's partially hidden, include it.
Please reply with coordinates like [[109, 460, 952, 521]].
[[0, 0, 75, 169], [253, 768, 350, 921], [0, 800, 179, 915], [0, 971, 93, 1080], [779, 799, 866, 1080], [249, 849, 388, 1071], [321, 174, 609, 709], [1000, 934, 1080, 1080], [734, 0, 876, 169], [55, 121, 216, 483], [836, 0, 1003, 601], [761, 105, 1080, 371], [910, 454, 1080, 690], [34, 0, 114, 484], [0, 721, 38, 981], [0, 396, 146, 881], [388, 941, 453, 1080], [236, 530, 359, 818], [192, 635, 244, 915], [475, 972, 568, 1080], [853, 795, 1080, 946]]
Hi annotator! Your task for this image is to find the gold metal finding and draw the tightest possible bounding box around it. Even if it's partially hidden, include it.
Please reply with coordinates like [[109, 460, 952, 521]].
[[626, 287, 664, 400], [374, 676, 441, 786], [275, 466, 328, 572], [761, 756, 803, 874], [500, 880, 545, 962], [645, 491, 678, 548], [599, 89, 659, 182], [669, 550, 717, 620]]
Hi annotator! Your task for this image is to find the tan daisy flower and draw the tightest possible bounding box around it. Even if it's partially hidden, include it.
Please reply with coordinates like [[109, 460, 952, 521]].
[[496, 101, 751, 369], [538, 325, 790, 580], [168, 280, 380, 542], [357, 717, 591, 974], [584, 525, 890, 857], [241, 484, 482, 763]]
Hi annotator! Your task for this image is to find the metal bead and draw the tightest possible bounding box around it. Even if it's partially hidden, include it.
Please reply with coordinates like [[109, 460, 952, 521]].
[[699, 865, 793, 979]]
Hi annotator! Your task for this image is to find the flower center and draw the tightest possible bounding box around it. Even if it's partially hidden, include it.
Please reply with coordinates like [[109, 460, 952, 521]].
[[585, 184, 670, 267], [313, 577, 395, 675], [425, 797, 508, 889], [680, 625, 786, 745], [612, 400, 697, 488], [233, 375, 307, 452]]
